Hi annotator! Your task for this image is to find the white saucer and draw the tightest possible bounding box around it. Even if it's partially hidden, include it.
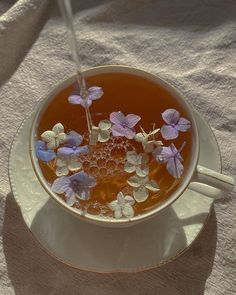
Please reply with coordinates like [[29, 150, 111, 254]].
[[9, 111, 221, 273]]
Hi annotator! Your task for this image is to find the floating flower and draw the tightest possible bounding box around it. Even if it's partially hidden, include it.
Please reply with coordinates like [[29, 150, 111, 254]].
[[108, 192, 135, 219], [35, 140, 56, 162], [89, 120, 112, 145], [51, 171, 97, 206], [68, 86, 104, 108], [41, 123, 66, 150], [124, 151, 149, 177], [127, 175, 159, 203], [57, 131, 89, 157], [98, 120, 112, 142], [135, 126, 162, 152], [154, 142, 186, 178], [160, 109, 191, 140], [110, 111, 141, 139], [55, 155, 82, 176]]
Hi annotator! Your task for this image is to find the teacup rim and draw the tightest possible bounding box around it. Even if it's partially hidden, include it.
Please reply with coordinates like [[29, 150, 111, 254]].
[[29, 65, 199, 227]]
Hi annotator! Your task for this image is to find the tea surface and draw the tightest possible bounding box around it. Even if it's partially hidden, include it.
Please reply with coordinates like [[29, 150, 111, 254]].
[[37, 72, 192, 217]]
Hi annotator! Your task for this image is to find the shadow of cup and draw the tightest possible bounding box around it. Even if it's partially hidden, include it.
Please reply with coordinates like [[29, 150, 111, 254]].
[[3, 192, 216, 295]]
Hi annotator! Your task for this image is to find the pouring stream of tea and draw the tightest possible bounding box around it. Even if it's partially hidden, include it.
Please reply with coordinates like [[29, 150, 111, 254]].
[[58, 0, 93, 132]]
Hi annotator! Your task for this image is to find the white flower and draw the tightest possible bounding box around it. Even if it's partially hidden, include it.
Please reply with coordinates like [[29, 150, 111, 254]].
[[127, 175, 159, 203], [108, 192, 135, 219], [89, 120, 112, 145], [124, 151, 149, 177], [98, 120, 112, 142], [56, 155, 82, 176], [41, 123, 66, 150], [135, 126, 162, 153]]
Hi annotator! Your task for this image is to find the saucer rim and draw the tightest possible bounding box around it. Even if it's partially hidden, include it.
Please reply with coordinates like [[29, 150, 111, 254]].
[[8, 108, 221, 273]]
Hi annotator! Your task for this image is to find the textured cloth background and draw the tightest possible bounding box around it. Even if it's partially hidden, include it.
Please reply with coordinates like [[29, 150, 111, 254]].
[[0, 0, 236, 294]]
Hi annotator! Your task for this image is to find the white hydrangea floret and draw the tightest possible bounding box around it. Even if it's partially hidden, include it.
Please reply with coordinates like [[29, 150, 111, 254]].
[[108, 192, 135, 219], [41, 123, 66, 150]]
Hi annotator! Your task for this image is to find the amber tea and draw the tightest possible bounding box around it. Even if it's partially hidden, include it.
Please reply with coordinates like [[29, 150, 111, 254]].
[[35, 72, 192, 219]]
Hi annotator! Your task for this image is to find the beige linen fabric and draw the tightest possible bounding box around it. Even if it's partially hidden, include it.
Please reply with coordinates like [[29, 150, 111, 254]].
[[0, 0, 235, 294]]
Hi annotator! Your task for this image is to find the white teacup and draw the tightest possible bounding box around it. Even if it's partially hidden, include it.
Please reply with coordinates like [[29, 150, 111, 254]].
[[30, 65, 235, 227]]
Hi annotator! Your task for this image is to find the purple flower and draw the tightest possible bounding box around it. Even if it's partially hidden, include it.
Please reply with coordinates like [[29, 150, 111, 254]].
[[153, 142, 186, 178], [68, 86, 103, 108], [160, 109, 191, 140], [51, 171, 97, 206], [35, 140, 56, 162], [110, 111, 141, 139], [58, 131, 89, 158]]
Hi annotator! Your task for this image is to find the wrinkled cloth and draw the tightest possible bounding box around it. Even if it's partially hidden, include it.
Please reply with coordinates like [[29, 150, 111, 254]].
[[0, 0, 236, 294]]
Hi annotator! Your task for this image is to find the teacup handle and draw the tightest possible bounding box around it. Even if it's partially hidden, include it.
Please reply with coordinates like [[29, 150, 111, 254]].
[[189, 165, 235, 198]]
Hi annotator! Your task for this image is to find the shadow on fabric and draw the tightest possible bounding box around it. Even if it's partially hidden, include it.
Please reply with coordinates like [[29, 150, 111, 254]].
[[3, 192, 217, 295], [71, 0, 236, 30], [0, 0, 52, 86]]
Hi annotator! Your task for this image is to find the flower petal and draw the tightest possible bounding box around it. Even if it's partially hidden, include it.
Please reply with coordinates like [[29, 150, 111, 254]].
[[67, 131, 83, 147], [98, 130, 110, 142], [175, 117, 191, 132], [87, 86, 104, 100], [98, 120, 112, 131], [166, 157, 184, 178], [152, 146, 163, 158], [145, 180, 160, 192], [111, 124, 126, 137], [169, 143, 179, 155], [78, 189, 90, 200], [35, 140, 45, 150], [80, 98, 92, 108], [56, 165, 69, 177], [135, 132, 146, 143], [141, 153, 149, 165], [123, 127, 136, 139], [110, 111, 125, 125], [37, 149, 56, 162], [160, 125, 179, 140], [74, 145, 89, 156], [56, 158, 66, 167], [162, 109, 180, 125], [127, 175, 142, 188], [155, 146, 173, 163], [126, 151, 138, 165], [124, 195, 135, 205], [47, 140, 57, 150], [114, 207, 122, 219], [108, 200, 118, 211], [52, 123, 64, 135], [122, 204, 134, 218], [70, 171, 97, 188], [57, 132, 67, 144], [136, 166, 149, 177], [133, 186, 149, 203], [58, 147, 74, 157], [41, 130, 55, 143], [35, 141, 56, 162], [51, 177, 70, 194], [87, 175, 97, 188], [68, 94, 83, 105], [124, 161, 136, 173], [65, 187, 75, 199], [117, 192, 125, 205], [143, 140, 157, 153], [125, 114, 141, 128], [68, 159, 82, 171], [66, 194, 77, 206]]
